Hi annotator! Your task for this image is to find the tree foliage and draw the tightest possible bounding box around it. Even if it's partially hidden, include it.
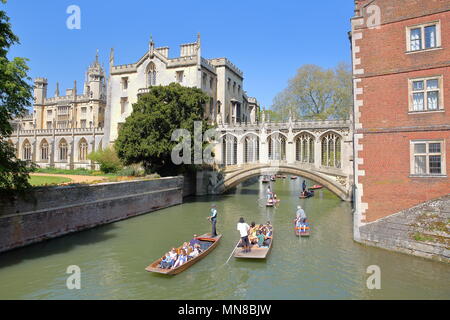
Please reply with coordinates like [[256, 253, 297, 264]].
[[0, 0, 35, 191], [272, 63, 352, 120], [88, 147, 123, 174], [115, 83, 211, 177]]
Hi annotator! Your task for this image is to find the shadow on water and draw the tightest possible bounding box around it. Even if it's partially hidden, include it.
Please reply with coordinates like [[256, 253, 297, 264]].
[[0, 224, 118, 270]]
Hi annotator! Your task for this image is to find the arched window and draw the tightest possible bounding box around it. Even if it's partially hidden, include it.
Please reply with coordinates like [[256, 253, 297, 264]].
[[79, 138, 88, 161], [244, 135, 259, 164], [295, 133, 315, 164], [268, 133, 286, 161], [59, 139, 68, 161], [23, 140, 32, 161], [321, 132, 342, 168], [222, 135, 237, 166], [147, 62, 156, 87], [40, 139, 49, 161]]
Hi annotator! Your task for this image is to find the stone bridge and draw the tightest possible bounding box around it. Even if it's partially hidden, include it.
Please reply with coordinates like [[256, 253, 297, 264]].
[[197, 118, 354, 201]]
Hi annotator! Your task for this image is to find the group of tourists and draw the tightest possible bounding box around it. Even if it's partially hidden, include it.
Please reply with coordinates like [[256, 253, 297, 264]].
[[237, 218, 273, 253], [159, 235, 205, 269]]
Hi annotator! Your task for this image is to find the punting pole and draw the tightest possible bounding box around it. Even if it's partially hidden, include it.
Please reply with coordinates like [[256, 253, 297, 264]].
[[224, 240, 241, 265]]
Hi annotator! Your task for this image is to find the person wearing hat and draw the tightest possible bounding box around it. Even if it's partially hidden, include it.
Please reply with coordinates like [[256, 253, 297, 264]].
[[207, 204, 218, 237]]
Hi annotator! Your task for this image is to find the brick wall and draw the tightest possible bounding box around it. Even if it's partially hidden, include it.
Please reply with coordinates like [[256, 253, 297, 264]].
[[352, 0, 450, 224]]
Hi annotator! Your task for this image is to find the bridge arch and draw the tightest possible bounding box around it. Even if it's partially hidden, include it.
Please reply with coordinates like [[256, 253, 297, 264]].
[[214, 164, 350, 201]]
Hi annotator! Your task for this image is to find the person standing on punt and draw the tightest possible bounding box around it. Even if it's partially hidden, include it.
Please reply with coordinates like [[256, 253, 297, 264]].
[[302, 180, 307, 192], [237, 217, 251, 253], [207, 204, 218, 237], [296, 205, 307, 224]]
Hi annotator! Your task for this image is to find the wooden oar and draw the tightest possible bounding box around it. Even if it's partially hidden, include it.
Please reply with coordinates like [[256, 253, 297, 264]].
[[224, 240, 241, 265]]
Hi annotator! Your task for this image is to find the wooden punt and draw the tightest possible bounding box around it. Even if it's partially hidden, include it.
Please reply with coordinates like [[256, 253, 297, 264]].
[[294, 221, 311, 237], [145, 233, 222, 275], [234, 226, 273, 259], [266, 199, 275, 207], [291, 176, 298, 180], [308, 185, 323, 190], [299, 190, 314, 199]]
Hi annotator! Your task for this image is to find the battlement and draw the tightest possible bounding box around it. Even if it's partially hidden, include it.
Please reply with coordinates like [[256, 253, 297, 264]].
[[209, 58, 243, 78]]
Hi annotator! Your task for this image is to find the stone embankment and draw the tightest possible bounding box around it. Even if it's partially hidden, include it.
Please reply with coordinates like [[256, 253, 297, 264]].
[[358, 195, 450, 263]]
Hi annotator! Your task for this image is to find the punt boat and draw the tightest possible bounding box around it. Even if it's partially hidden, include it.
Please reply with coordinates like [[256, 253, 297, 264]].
[[145, 233, 222, 275]]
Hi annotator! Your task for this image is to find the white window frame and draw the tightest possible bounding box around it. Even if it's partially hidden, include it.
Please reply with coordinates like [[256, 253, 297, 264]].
[[408, 76, 444, 113], [406, 21, 441, 53], [410, 140, 446, 177]]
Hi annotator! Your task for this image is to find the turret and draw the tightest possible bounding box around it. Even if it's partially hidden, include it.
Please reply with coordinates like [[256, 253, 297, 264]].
[[85, 50, 106, 100], [34, 78, 48, 105]]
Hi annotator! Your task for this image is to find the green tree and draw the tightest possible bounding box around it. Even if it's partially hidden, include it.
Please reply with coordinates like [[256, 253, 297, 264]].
[[88, 147, 123, 174], [115, 83, 211, 176], [0, 0, 35, 191], [272, 63, 352, 120]]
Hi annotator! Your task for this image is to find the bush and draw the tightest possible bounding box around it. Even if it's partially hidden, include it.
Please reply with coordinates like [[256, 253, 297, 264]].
[[88, 147, 123, 174], [117, 164, 145, 177]]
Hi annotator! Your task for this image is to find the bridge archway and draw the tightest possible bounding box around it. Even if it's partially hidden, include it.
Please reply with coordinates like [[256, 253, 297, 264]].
[[214, 164, 350, 201]]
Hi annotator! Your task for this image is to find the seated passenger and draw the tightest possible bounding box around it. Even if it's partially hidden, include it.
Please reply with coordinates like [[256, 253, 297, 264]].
[[168, 248, 178, 268], [188, 244, 201, 260], [256, 230, 268, 248], [189, 234, 200, 247], [172, 249, 188, 269], [248, 222, 258, 244], [159, 252, 171, 269]]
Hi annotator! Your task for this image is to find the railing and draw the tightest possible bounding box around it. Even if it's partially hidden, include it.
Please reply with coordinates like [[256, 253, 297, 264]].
[[11, 127, 104, 136]]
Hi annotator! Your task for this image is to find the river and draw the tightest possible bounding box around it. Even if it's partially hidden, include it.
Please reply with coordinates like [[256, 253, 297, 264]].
[[0, 176, 449, 300]]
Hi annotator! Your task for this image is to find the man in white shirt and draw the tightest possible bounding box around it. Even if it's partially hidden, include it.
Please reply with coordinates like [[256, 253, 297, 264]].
[[237, 217, 251, 253]]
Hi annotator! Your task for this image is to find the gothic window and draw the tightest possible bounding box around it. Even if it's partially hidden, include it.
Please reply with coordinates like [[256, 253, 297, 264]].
[[222, 135, 237, 166], [147, 62, 156, 87], [59, 139, 68, 161], [79, 138, 88, 161], [40, 139, 49, 161], [244, 135, 259, 164], [321, 132, 341, 168], [295, 133, 315, 163], [268, 134, 286, 161], [23, 140, 32, 161]]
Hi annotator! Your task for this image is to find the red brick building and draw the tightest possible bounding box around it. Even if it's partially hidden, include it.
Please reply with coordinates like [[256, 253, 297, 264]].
[[351, 0, 450, 237]]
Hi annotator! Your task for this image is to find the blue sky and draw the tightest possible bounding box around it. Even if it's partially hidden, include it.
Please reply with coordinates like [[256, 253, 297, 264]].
[[4, 0, 354, 109]]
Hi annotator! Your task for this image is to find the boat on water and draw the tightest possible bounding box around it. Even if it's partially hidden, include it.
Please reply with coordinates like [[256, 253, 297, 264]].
[[261, 175, 270, 183], [299, 190, 314, 199], [266, 199, 275, 207], [309, 185, 323, 190], [145, 233, 222, 275], [294, 221, 311, 237], [270, 176, 276, 181], [291, 176, 298, 180], [234, 225, 273, 259]]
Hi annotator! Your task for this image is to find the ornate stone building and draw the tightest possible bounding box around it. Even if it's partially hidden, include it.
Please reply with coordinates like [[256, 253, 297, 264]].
[[105, 34, 259, 144], [8, 53, 107, 169], [8, 36, 260, 168]]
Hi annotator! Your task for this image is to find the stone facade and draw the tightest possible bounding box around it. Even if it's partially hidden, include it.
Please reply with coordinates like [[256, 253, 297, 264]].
[[9, 36, 260, 166], [104, 35, 260, 144], [9, 53, 107, 169]]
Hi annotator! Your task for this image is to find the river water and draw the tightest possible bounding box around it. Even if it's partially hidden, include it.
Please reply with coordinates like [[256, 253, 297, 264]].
[[0, 176, 449, 300]]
